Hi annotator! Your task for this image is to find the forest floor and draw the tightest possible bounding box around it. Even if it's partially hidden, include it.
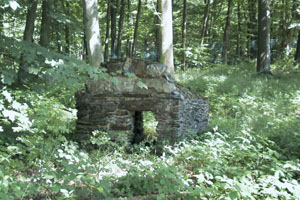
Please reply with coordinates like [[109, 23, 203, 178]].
[[0, 61, 300, 199]]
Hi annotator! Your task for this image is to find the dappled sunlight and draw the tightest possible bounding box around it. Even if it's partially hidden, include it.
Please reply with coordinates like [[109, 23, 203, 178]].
[[0, 62, 299, 199], [202, 75, 227, 83], [180, 63, 300, 158]]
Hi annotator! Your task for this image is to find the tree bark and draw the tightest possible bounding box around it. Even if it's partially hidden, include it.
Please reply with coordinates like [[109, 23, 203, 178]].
[[82, 33, 88, 60], [54, 0, 62, 53], [61, 0, 70, 54], [247, 0, 257, 58], [40, 0, 53, 47], [207, 0, 218, 43], [23, 0, 38, 42], [257, 0, 271, 74], [295, 30, 300, 61], [160, 0, 175, 77], [82, 0, 103, 67], [200, 0, 210, 44], [280, 0, 287, 51], [294, 0, 300, 61], [116, 0, 125, 58], [236, 0, 242, 57], [181, 0, 187, 70], [0, 11, 3, 34], [18, 0, 39, 85], [131, 0, 142, 57], [54, 24, 62, 53], [126, 0, 132, 57], [104, 0, 111, 61], [110, 0, 118, 57], [222, 0, 233, 65], [155, 0, 162, 62]]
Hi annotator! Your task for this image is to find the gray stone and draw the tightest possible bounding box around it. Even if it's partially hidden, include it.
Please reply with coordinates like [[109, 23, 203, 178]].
[[76, 58, 209, 144]]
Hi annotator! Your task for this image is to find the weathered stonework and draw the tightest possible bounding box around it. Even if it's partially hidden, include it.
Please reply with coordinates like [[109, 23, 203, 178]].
[[76, 58, 209, 144]]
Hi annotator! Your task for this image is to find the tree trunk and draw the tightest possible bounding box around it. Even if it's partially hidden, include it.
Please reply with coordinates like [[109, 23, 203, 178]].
[[40, 0, 53, 47], [222, 0, 233, 65], [207, 0, 218, 44], [247, 0, 257, 58], [131, 0, 142, 57], [116, 0, 125, 58], [104, 0, 111, 61], [294, 0, 300, 61], [126, 0, 131, 57], [200, 0, 210, 44], [110, 0, 118, 57], [0, 11, 3, 34], [55, 24, 62, 53], [257, 0, 271, 74], [18, 0, 39, 85], [54, 0, 62, 53], [82, 33, 88, 60], [160, 0, 175, 78], [280, 0, 289, 53], [155, 0, 162, 62], [82, 0, 103, 67], [181, 0, 187, 70], [236, 0, 242, 57], [289, 0, 299, 57], [295, 30, 300, 61], [23, 0, 38, 42], [61, 0, 70, 54]]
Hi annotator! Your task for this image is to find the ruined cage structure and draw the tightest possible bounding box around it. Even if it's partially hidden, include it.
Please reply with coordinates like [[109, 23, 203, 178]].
[[76, 58, 209, 144]]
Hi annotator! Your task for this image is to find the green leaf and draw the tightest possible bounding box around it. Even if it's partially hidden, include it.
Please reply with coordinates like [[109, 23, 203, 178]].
[[137, 80, 148, 90], [44, 174, 55, 179]]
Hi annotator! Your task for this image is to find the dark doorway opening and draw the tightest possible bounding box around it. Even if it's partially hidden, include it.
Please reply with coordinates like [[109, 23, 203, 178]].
[[132, 111, 144, 144], [131, 111, 158, 144]]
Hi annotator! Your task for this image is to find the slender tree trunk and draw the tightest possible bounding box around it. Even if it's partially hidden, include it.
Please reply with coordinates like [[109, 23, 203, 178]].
[[131, 0, 142, 57], [55, 24, 62, 53], [257, 0, 271, 74], [40, 0, 53, 47], [116, 0, 125, 58], [160, 0, 175, 77], [287, 0, 299, 55], [0, 11, 3, 34], [155, 0, 162, 62], [222, 0, 233, 65], [181, 0, 187, 70], [54, 0, 62, 53], [295, 30, 300, 61], [18, 0, 38, 85], [82, 34, 88, 60], [65, 22, 70, 54], [61, 0, 70, 54], [126, 0, 131, 57], [104, 0, 111, 61], [236, 0, 242, 57], [280, 0, 288, 52], [24, 0, 38, 42], [293, 0, 300, 61], [83, 0, 103, 67], [110, 0, 118, 57], [247, 0, 257, 58], [200, 0, 210, 44], [208, 0, 217, 43]]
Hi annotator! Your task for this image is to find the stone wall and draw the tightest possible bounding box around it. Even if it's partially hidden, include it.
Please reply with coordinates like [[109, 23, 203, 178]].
[[76, 58, 209, 144]]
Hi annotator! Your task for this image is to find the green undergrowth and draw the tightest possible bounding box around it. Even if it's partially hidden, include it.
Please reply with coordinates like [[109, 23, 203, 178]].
[[178, 61, 300, 159], [0, 61, 300, 199]]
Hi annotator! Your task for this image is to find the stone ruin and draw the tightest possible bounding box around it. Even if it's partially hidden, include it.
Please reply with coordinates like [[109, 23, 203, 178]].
[[75, 58, 209, 144]]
